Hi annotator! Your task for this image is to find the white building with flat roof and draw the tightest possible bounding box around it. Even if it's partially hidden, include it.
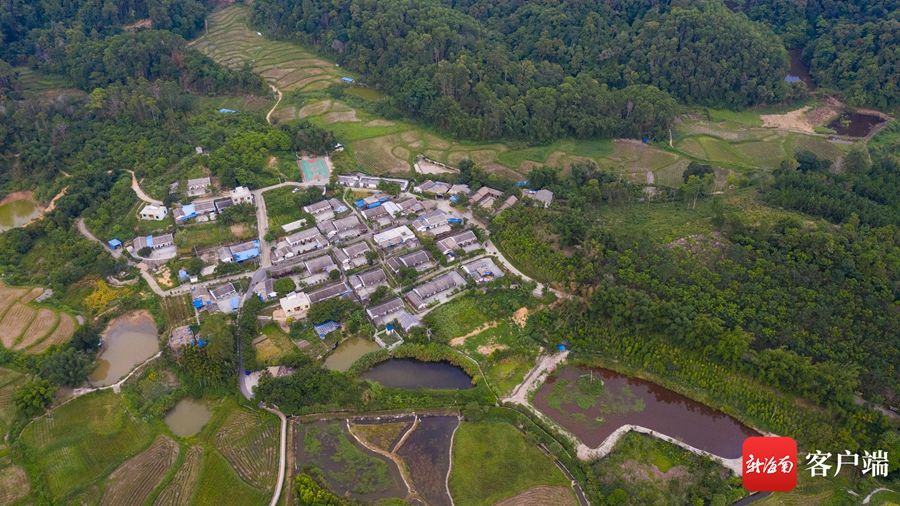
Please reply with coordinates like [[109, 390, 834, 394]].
[[139, 205, 168, 221], [280, 292, 311, 316]]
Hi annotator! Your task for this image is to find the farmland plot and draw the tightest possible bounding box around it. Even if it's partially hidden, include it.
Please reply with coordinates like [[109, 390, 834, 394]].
[[395, 416, 459, 506], [350, 416, 414, 453], [29, 313, 76, 352], [154, 446, 203, 506], [15, 308, 58, 349], [0, 303, 36, 347], [214, 408, 278, 490], [100, 436, 179, 506]]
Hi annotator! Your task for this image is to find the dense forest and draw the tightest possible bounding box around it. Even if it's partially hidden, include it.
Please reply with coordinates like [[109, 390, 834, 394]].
[[492, 146, 899, 408], [731, 0, 898, 108]]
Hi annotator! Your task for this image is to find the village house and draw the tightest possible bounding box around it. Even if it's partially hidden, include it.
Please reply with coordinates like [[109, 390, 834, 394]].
[[186, 176, 211, 197], [218, 240, 261, 263], [498, 195, 518, 212], [303, 198, 347, 222], [373, 225, 418, 251], [209, 282, 241, 313], [361, 205, 393, 228], [173, 199, 217, 223], [394, 197, 426, 215], [279, 291, 311, 317], [337, 173, 409, 191], [365, 297, 406, 326], [436, 230, 481, 256], [139, 204, 168, 221], [525, 189, 554, 208], [333, 241, 372, 271], [301, 254, 338, 286], [414, 180, 451, 196], [230, 186, 254, 205], [448, 183, 471, 196], [461, 257, 504, 284], [470, 186, 503, 210], [272, 227, 329, 263], [411, 209, 452, 236], [348, 267, 388, 301], [132, 233, 174, 251], [254, 278, 277, 302], [308, 281, 352, 304], [214, 197, 234, 213], [386, 250, 434, 273], [317, 214, 365, 242], [405, 271, 467, 310]]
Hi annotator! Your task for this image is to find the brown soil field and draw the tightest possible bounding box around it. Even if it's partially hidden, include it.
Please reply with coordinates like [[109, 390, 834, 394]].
[[29, 313, 76, 352], [512, 307, 529, 328], [0, 303, 37, 347], [215, 409, 278, 490], [323, 110, 359, 123], [153, 446, 203, 506], [19, 287, 44, 304], [449, 321, 498, 347], [493, 486, 577, 506], [0, 464, 30, 504], [477, 343, 508, 356], [367, 120, 395, 127], [15, 308, 59, 350], [0, 285, 28, 313], [100, 436, 179, 506], [298, 99, 331, 118]]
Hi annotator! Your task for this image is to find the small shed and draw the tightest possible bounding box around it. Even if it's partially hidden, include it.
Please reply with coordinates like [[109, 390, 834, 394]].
[[218, 108, 237, 113], [108, 239, 122, 249], [313, 320, 341, 339], [341, 77, 355, 84]]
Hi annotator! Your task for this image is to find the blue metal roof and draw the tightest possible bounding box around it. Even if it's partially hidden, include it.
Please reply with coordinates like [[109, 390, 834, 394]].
[[314, 320, 341, 338], [234, 248, 260, 262], [108, 239, 122, 248], [341, 77, 354, 83], [230, 296, 241, 310], [355, 199, 366, 208], [218, 108, 237, 113]]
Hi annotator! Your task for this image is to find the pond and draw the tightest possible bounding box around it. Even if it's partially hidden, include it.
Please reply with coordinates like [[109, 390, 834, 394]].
[[786, 49, 816, 90], [533, 366, 757, 459], [324, 337, 381, 372], [827, 111, 887, 138], [361, 359, 473, 390], [165, 398, 212, 437], [0, 193, 41, 232], [89, 310, 159, 387]]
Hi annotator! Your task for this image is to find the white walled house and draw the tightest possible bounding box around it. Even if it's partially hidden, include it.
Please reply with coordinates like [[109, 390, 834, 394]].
[[139, 205, 168, 221]]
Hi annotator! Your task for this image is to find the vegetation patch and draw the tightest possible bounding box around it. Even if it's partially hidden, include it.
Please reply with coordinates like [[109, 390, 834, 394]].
[[153, 445, 203, 506], [193, 450, 270, 506], [449, 421, 572, 506]]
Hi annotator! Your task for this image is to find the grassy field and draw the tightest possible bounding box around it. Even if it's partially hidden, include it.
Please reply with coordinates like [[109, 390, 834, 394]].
[[160, 294, 194, 329], [449, 421, 573, 506], [175, 220, 257, 253], [18, 391, 158, 501], [424, 295, 494, 343], [0, 368, 25, 438], [451, 321, 538, 397], [262, 186, 313, 234], [0, 281, 77, 353], [590, 431, 746, 506], [254, 323, 296, 364]]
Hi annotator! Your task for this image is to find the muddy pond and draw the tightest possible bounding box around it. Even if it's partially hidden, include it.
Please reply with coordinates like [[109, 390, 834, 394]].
[[533, 366, 757, 459], [827, 111, 887, 137], [89, 310, 160, 387], [165, 398, 212, 437], [324, 337, 381, 372], [786, 49, 816, 89], [361, 359, 473, 390], [0, 193, 40, 232]]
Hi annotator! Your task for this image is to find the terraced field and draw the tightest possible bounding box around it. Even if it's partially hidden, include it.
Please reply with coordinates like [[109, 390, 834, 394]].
[[154, 446, 204, 506], [214, 407, 279, 490], [189, 5, 343, 93], [0, 282, 77, 352], [100, 436, 179, 506], [0, 368, 25, 437]]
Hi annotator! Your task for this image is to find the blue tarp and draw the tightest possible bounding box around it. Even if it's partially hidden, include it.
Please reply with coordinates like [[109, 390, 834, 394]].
[[313, 320, 341, 338], [557, 344, 567, 351], [145, 235, 154, 247], [341, 77, 355, 83], [785, 75, 801, 83], [108, 239, 122, 249], [197, 339, 207, 347], [218, 108, 237, 113], [178, 269, 189, 281], [355, 199, 366, 208], [230, 296, 241, 311], [449, 195, 459, 203], [192, 298, 204, 309], [448, 217, 463, 224], [234, 248, 260, 262], [366, 201, 382, 209], [178, 204, 197, 221]]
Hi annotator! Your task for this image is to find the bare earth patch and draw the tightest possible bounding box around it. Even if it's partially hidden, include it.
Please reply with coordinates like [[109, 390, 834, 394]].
[[512, 307, 529, 328], [367, 120, 395, 127], [298, 99, 332, 118], [15, 308, 58, 350], [323, 110, 359, 123], [493, 486, 577, 506], [449, 321, 498, 347], [477, 343, 508, 356], [761, 101, 840, 134], [230, 224, 249, 236], [620, 460, 690, 484]]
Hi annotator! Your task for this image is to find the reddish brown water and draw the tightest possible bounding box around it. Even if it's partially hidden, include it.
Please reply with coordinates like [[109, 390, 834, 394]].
[[533, 367, 757, 458], [827, 111, 886, 137], [786, 49, 816, 90]]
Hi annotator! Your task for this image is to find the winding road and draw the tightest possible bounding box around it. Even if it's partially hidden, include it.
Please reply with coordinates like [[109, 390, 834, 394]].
[[266, 85, 283, 125], [127, 170, 163, 206]]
